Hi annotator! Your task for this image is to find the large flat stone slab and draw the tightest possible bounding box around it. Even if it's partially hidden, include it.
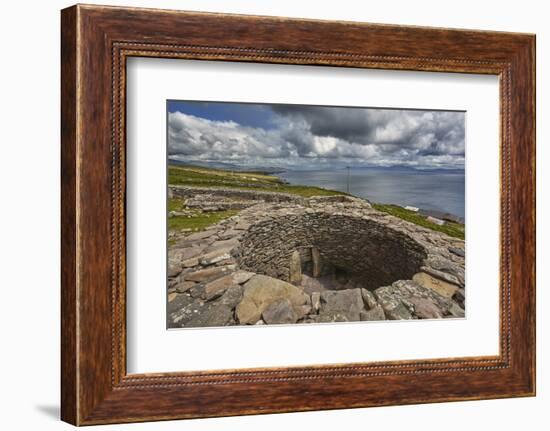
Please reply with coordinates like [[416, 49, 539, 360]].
[[236, 275, 309, 324], [412, 271, 459, 298], [319, 289, 364, 321], [198, 248, 234, 266], [184, 230, 218, 241], [184, 265, 235, 282], [204, 238, 240, 254]]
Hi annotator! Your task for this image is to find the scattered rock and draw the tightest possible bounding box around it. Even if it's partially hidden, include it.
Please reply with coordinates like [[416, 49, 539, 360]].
[[453, 288, 465, 309], [448, 302, 466, 317], [234, 222, 252, 230], [203, 275, 238, 301], [204, 238, 240, 254], [236, 275, 309, 324], [203, 270, 257, 301], [382, 301, 414, 320], [185, 303, 234, 327], [300, 274, 327, 294], [167, 293, 198, 324], [185, 230, 217, 241], [360, 305, 386, 321], [319, 289, 364, 321], [408, 297, 444, 319], [236, 298, 260, 325], [448, 246, 465, 257], [199, 248, 234, 266], [184, 265, 235, 282], [294, 304, 312, 320], [189, 284, 206, 299], [262, 299, 298, 324], [218, 229, 242, 240], [374, 280, 453, 320], [231, 270, 255, 285], [170, 245, 206, 261], [361, 288, 378, 309], [167, 261, 182, 278], [213, 257, 237, 267], [412, 271, 460, 298], [313, 311, 352, 323], [174, 280, 195, 293], [218, 285, 244, 309], [182, 257, 199, 268], [425, 257, 465, 286]]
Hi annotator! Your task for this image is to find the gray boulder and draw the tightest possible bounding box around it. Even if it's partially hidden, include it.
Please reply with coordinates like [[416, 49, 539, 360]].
[[408, 297, 444, 319], [318, 288, 364, 321], [262, 299, 298, 324], [185, 303, 234, 327], [361, 288, 378, 309], [236, 275, 309, 324], [360, 305, 386, 321]]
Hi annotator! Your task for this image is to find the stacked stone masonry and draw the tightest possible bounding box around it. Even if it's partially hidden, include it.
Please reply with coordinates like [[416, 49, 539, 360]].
[[167, 192, 465, 328]]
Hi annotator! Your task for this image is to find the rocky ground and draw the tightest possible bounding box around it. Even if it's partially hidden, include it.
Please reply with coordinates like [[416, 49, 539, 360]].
[[167, 189, 465, 328]]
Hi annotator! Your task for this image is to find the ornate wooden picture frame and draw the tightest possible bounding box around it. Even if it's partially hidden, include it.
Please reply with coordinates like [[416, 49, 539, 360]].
[[61, 4, 535, 425]]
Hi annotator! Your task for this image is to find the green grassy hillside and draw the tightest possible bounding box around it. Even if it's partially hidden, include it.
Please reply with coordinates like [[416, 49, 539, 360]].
[[167, 164, 465, 239], [168, 164, 347, 198], [373, 203, 465, 240]]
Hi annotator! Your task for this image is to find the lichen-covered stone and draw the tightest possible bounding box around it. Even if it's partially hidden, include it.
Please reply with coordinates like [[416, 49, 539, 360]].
[[412, 271, 460, 298], [360, 305, 386, 321], [374, 280, 454, 320], [361, 288, 378, 309], [408, 297, 444, 319]]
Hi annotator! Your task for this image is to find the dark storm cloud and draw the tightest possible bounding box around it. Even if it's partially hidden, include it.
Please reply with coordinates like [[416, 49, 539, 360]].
[[271, 105, 376, 144], [271, 104, 464, 155], [168, 104, 465, 169]]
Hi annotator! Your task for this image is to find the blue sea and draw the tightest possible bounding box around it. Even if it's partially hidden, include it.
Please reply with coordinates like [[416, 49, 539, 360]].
[[277, 167, 465, 220]]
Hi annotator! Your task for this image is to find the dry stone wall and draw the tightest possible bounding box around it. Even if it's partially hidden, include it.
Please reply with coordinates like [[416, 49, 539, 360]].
[[169, 185, 307, 204], [237, 213, 427, 290], [167, 193, 466, 328]]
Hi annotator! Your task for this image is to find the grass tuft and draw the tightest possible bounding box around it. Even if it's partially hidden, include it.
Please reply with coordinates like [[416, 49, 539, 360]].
[[372, 203, 465, 240]]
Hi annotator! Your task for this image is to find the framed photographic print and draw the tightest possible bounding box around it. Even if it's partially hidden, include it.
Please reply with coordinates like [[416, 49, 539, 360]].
[[61, 4, 536, 425]]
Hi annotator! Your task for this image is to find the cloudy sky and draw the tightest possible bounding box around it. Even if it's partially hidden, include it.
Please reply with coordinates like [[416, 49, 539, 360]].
[[167, 101, 465, 170]]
